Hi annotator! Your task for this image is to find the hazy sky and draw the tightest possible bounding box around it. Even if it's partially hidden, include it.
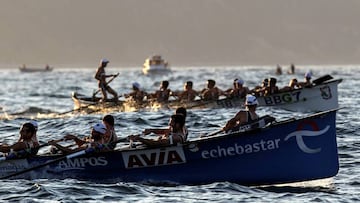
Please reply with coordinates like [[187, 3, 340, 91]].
[[1, 0, 360, 68]]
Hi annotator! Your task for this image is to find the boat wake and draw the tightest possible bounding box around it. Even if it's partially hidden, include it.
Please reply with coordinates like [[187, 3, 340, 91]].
[[256, 178, 337, 194]]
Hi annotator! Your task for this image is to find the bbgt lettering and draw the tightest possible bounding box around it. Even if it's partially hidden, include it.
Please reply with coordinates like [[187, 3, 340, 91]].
[[264, 91, 301, 105]]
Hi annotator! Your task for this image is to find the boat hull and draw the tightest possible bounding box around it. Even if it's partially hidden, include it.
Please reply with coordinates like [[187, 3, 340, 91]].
[[0, 110, 339, 185], [257, 79, 342, 112], [142, 64, 171, 75], [170, 79, 342, 112]]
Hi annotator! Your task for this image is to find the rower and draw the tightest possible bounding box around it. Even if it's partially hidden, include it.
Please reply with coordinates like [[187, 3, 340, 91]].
[[49, 123, 109, 154], [124, 82, 147, 104], [173, 81, 198, 102], [143, 107, 188, 141], [0, 122, 40, 157], [150, 80, 171, 103], [200, 79, 224, 101], [298, 71, 313, 88], [129, 114, 186, 147], [94, 58, 118, 102], [102, 115, 118, 150], [223, 94, 260, 133], [227, 79, 250, 98]]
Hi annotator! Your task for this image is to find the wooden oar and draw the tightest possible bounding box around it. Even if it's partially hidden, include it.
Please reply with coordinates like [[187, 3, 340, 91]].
[[92, 73, 119, 96], [200, 115, 275, 138], [0, 136, 129, 179], [58, 103, 96, 115], [201, 129, 224, 138], [312, 74, 333, 85]]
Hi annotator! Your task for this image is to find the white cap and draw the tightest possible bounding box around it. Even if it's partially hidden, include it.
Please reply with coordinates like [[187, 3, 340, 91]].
[[132, 82, 141, 89], [305, 71, 312, 79], [237, 79, 244, 85], [92, 123, 107, 134], [100, 58, 109, 64], [30, 120, 38, 131], [245, 94, 258, 106]]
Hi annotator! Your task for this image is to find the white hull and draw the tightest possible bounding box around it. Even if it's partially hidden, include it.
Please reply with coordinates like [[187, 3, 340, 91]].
[[257, 79, 341, 112]]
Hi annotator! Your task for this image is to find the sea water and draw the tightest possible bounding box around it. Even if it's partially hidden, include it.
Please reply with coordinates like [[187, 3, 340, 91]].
[[0, 65, 359, 202]]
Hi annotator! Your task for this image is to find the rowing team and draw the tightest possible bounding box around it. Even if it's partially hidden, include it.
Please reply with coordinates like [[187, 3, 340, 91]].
[[0, 95, 273, 160], [123, 72, 313, 104], [95, 58, 312, 103]]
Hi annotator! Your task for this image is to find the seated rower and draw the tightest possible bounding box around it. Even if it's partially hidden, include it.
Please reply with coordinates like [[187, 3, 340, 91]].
[[200, 79, 224, 101], [49, 123, 109, 154], [129, 114, 186, 147], [251, 78, 268, 96], [279, 78, 300, 92], [223, 94, 260, 133], [143, 107, 189, 140], [263, 77, 279, 96], [150, 80, 171, 103], [227, 79, 250, 98], [298, 71, 313, 88], [124, 82, 147, 104], [0, 122, 40, 157], [102, 114, 118, 150], [173, 81, 198, 102]]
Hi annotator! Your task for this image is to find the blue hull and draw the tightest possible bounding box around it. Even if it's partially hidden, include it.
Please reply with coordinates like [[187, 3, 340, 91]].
[[0, 110, 339, 185]]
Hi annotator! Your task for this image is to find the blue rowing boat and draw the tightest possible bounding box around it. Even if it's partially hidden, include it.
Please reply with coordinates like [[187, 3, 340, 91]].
[[0, 109, 339, 185]]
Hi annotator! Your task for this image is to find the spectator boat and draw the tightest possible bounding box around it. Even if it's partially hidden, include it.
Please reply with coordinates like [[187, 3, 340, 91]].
[[142, 55, 171, 75]]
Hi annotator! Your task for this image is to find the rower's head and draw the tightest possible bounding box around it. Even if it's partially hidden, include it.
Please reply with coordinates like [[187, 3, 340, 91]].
[[236, 79, 244, 87], [169, 114, 185, 131], [30, 120, 38, 131], [175, 107, 187, 119], [184, 81, 193, 90], [100, 58, 109, 67], [161, 80, 169, 89], [91, 123, 107, 141], [132, 82, 141, 90], [19, 122, 36, 140], [233, 79, 238, 88], [102, 114, 115, 127], [269, 77, 277, 86], [289, 78, 298, 87], [245, 94, 258, 107], [262, 78, 268, 87], [207, 79, 216, 88], [305, 71, 312, 80]]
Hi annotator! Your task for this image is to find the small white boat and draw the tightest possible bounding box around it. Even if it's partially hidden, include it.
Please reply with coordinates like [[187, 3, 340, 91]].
[[142, 55, 171, 75]]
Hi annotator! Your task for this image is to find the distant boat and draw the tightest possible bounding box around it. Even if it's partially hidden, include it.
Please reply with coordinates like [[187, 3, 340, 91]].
[[142, 55, 171, 75], [19, 65, 53, 73], [71, 75, 342, 113]]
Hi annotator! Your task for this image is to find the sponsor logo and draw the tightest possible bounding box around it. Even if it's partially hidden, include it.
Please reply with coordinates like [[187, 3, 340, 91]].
[[320, 85, 332, 100], [122, 146, 186, 169], [200, 120, 329, 159], [263, 91, 302, 105], [285, 120, 329, 153], [0, 164, 28, 173], [57, 157, 108, 170], [201, 138, 281, 159]]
